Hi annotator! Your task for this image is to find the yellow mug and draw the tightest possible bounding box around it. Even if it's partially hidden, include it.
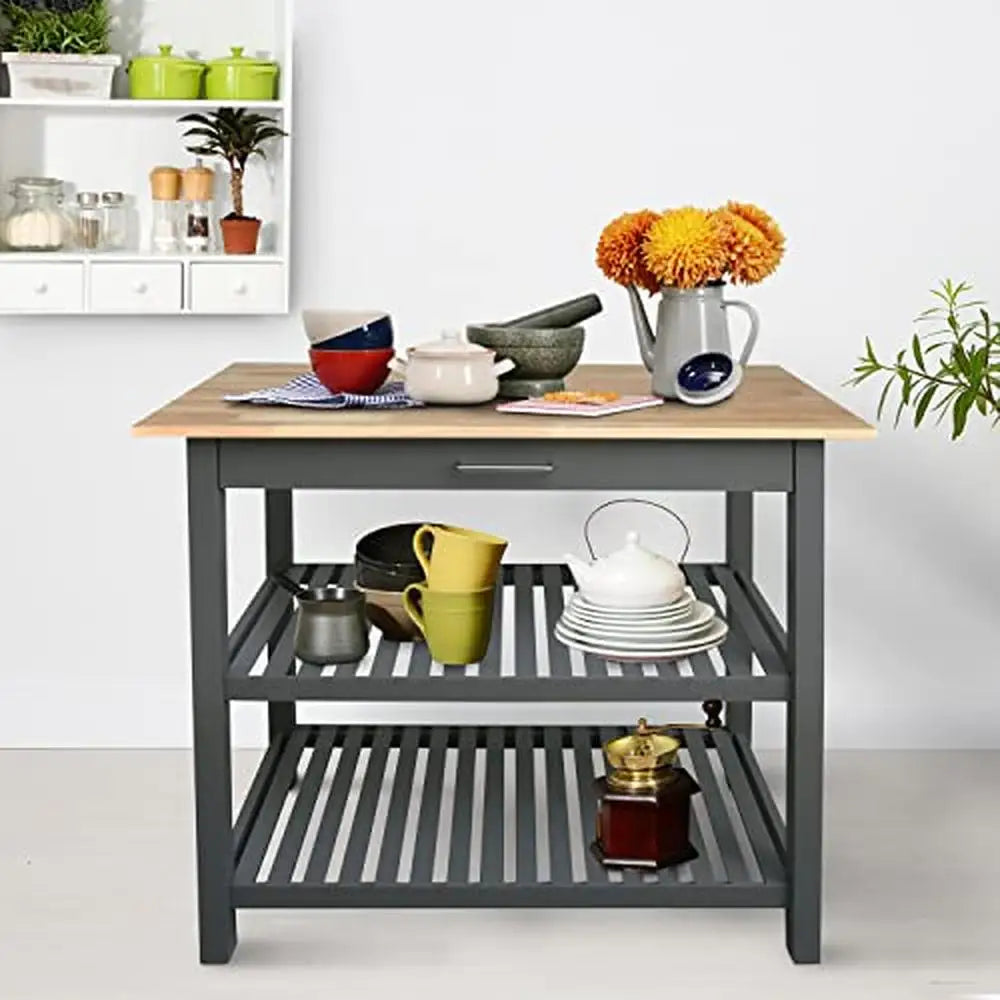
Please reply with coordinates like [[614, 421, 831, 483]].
[[402, 583, 495, 665], [413, 524, 508, 591]]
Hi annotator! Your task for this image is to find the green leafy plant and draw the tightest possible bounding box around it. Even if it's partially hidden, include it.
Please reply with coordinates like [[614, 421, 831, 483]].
[[1, 0, 110, 55], [178, 107, 287, 220], [849, 279, 1000, 439]]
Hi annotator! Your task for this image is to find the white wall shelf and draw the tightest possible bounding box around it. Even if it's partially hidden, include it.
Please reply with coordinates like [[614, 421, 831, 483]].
[[0, 98, 286, 111], [0, 0, 293, 317]]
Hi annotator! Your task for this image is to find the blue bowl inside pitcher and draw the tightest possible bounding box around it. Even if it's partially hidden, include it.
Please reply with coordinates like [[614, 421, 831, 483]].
[[676, 352, 734, 394], [304, 310, 395, 351]]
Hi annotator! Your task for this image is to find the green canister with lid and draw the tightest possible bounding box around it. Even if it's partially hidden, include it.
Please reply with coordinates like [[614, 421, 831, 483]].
[[128, 45, 206, 99], [205, 47, 279, 100]]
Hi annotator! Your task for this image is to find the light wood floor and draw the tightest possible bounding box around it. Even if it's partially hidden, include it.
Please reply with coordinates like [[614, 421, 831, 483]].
[[1, 749, 998, 1000]]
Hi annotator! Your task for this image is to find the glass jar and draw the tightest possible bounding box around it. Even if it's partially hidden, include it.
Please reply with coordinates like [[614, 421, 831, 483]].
[[151, 199, 179, 254], [76, 191, 103, 251], [183, 199, 212, 253], [3, 177, 73, 251], [101, 191, 127, 250]]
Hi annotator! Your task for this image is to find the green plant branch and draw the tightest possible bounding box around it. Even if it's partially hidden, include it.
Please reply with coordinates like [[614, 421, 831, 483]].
[[849, 279, 999, 439]]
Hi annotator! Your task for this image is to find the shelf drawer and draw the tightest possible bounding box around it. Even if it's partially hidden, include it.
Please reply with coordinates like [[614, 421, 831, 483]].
[[0, 261, 84, 312], [89, 262, 183, 313], [190, 261, 286, 314]]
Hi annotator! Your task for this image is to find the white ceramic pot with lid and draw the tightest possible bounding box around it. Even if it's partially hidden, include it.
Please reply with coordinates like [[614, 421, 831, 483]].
[[390, 331, 516, 405], [564, 499, 691, 608]]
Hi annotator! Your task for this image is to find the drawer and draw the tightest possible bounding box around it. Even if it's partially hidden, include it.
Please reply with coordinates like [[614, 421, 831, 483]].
[[190, 262, 286, 314], [0, 262, 84, 312], [219, 440, 795, 492], [89, 262, 183, 313]]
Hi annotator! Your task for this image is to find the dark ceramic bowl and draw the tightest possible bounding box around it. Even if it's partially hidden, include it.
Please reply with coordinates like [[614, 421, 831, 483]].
[[676, 352, 734, 393], [354, 522, 429, 592], [304, 310, 394, 351], [309, 347, 394, 394], [466, 325, 585, 380]]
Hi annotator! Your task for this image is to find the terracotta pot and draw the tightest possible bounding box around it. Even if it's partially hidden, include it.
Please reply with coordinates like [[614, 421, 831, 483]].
[[221, 217, 261, 255]]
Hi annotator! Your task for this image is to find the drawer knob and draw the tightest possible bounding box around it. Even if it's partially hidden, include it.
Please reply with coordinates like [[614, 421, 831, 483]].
[[234, 282, 249, 296], [133, 281, 148, 295], [34, 282, 48, 295]]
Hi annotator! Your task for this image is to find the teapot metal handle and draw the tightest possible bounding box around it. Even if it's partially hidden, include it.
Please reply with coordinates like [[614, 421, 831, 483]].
[[583, 498, 691, 562]]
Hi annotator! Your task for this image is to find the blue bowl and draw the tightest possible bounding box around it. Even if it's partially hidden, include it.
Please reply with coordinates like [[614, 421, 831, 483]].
[[677, 352, 734, 394], [304, 310, 394, 351]]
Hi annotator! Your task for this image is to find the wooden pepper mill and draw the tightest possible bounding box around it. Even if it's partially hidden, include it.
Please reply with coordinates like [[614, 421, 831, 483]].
[[594, 718, 701, 869]]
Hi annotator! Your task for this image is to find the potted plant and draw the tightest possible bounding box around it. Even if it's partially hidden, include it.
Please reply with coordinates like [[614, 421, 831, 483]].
[[595, 201, 785, 399], [849, 279, 999, 437], [1, 0, 120, 100], [178, 106, 287, 255]]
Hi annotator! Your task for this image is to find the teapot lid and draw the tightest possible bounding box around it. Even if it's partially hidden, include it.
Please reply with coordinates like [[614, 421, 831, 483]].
[[409, 330, 493, 359], [602, 530, 675, 572]]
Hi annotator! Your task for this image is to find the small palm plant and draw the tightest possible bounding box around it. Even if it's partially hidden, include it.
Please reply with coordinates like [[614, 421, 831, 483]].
[[849, 279, 1000, 438], [177, 107, 287, 253]]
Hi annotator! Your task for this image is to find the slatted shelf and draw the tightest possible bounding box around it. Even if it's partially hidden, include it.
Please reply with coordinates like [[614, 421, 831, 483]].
[[226, 563, 789, 702], [231, 724, 785, 907]]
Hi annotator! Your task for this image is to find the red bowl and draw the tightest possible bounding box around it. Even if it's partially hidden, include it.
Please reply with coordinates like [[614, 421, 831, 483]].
[[310, 347, 395, 395]]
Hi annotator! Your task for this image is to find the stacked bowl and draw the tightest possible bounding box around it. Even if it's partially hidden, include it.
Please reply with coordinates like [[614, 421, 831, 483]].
[[354, 522, 427, 642], [304, 309, 395, 394]]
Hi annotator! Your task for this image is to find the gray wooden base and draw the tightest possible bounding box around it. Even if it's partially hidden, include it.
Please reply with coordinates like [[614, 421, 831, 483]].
[[185, 438, 825, 964]]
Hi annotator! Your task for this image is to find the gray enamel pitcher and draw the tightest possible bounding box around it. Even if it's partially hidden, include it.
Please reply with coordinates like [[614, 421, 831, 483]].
[[627, 284, 759, 399]]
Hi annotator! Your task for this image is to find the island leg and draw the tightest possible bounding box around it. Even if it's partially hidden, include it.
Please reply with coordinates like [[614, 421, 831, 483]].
[[265, 489, 296, 744], [187, 440, 236, 963], [785, 442, 825, 963], [725, 491, 754, 743]]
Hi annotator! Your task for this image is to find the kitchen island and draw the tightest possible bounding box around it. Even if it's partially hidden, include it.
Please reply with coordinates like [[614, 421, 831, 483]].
[[134, 363, 874, 965]]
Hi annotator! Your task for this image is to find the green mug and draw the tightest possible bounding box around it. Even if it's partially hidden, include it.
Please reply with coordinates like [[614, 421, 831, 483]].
[[402, 583, 495, 665]]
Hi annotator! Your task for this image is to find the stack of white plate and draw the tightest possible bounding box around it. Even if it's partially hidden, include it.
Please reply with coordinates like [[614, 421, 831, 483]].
[[554, 587, 728, 661]]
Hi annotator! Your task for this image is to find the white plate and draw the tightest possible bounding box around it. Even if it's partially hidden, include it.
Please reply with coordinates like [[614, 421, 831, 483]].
[[556, 616, 719, 650], [568, 595, 693, 621], [554, 618, 729, 661], [563, 600, 716, 635], [571, 588, 693, 616]]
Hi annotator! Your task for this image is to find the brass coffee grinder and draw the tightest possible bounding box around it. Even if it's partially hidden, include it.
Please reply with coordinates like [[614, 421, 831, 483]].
[[594, 718, 701, 869]]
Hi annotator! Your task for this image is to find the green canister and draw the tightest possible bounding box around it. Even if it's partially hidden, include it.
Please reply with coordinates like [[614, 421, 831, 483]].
[[128, 45, 205, 100], [205, 47, 279, 101]]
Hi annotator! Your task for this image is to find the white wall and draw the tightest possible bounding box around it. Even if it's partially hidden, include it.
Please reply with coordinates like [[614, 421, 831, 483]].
[[1, 0, 998, 749]]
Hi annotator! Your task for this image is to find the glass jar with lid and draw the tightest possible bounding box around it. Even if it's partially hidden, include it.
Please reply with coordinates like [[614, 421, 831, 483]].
[[3, 177, 74, 251], [101, 191, 127, 250], [76, 191, 103, 250]]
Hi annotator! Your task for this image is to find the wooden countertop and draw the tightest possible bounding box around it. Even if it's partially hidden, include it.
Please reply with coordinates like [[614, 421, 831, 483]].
[[132, 363, 875, 441]]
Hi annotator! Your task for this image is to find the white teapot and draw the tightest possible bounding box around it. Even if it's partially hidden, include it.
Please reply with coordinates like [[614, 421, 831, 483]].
[[564, 500, 690, 608]]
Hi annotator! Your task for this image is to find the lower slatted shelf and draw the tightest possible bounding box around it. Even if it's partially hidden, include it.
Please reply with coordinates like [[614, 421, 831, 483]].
[[232, 725, 786, 908]]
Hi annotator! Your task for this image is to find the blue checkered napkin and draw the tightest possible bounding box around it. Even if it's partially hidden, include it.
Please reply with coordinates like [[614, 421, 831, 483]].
[[224, 372, 422, 410]]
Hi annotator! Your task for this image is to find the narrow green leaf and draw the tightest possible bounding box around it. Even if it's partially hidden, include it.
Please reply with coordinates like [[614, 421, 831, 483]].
[[912, 334, 925, 370], [913, 384, 938, 427], [876, 377, 894, 421], [952, 391, 975, 439]]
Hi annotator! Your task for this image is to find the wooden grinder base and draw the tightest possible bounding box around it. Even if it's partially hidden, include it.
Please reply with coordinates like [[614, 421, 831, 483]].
[[593, 770, 700, 869]]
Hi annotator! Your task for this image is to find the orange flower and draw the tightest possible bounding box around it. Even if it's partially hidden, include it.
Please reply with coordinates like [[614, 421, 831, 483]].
[[642, 207, 730, 289], [716, 202, 785, 285], [596, 209, 662, 293]]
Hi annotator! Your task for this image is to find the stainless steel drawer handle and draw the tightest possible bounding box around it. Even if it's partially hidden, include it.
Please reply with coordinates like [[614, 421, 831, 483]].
[[453, 462, 555, 474]]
